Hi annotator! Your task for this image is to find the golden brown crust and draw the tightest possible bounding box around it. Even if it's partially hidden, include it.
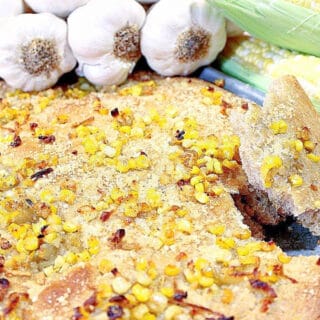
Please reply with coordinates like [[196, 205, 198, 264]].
[[0, 73, 319, 320]]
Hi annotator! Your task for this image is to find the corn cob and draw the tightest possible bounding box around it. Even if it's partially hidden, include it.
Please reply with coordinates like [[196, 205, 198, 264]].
[[217, 35, 320, 111], [209, 0, 320, 57]]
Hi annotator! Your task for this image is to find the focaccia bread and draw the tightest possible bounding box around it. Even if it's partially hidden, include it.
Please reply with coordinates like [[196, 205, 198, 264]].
[[0, 73, 319, 320], [230, 75, 320, 236]]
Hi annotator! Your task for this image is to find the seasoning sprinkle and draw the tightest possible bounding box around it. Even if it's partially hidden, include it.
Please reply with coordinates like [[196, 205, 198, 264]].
[[30, 168, 53, 181]]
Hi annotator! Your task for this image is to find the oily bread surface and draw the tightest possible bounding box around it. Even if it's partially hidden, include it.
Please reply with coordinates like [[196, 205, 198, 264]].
[[0, 73, 319, 319]]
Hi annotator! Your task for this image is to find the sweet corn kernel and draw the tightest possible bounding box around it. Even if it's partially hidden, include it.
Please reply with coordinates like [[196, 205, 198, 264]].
[[278, 252, 292, 264], [294, 139, 304, 152], [199, 276, 214, 288], [136, 258, 148, 271], [132, 304, 149, 319], [270, 120, 288, 134], [307, 153, 320, 162], [164, 306, 183, 320], [233, 229, 251, 240], [216, 237, 236, 249], [110, 188, 124, 201], [164, 264, 180, 276], [190, 175, 203, 186], [160, 287, 174, 298], [237, 242, 262, 256], [59, 189, 76, 204], [221, 288, 234, 304], [62, 222, 79, 233], [207, 224, 226, 236], [104, 146, 117, 158], [190, 166, 200, 175], [210, 186, 224, 196], [40, 189, 55, 203], [137, 272, 153, 287], [146, 189, 162, 208], [148, 267, 158, 280], [288, 174, 303, 187], [176, 219, 193, 234], [112, 276, 132, 294], [65, 252, 78, 264], [195, 192, 209, 204], [148, 293, 168, 314], [99, 259, 114, 274], [213, 158, 223, 174], [23, 236, 39, 251], [183, 269, 199, 284], [83, 136, 99, 155], [195, 258, 209, 270], [260, 155, 283, 188], [194, 182, 205, 193], [77, 250, 91, 262], [98, 283, 113, 299], [132, 284, 152, 302], [239, 255, 260, 266], [44, 232, 58, 244], [304, 140, 315, 151]]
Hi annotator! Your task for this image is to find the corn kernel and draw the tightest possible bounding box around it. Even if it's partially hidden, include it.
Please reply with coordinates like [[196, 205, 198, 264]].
[[239, 255, 260, 266], [164, 264, 180, 276], [146, 189, 162, 208], [261, 155, 283, 188], [77, 250, 90, 262], [307, 153, 320, 162], [112, 276, 132, 294], [207, 224, 226, 236], [164, 306, 183, 320], [176, 219, 193, 234], [59, 189, 76, 204], [132, 304, 149, 319], [83, 136, 99, 155], [176, 207, 188, 217], [233, 229, 251, 240], [183, 269, 199, 284], [137, 272, 152, 287], [190, 175, 203, 186], [65, 252, 78, 264], [132, 284, 152, 302], [278, 252, 292, 264], [136, 258, 148, 271], [237, 242, 262, 256], [195, 192, 209, 204], [199, 276, 214, 288], [148, 267, 158, 280], [221, 288, 234, 304], [195, 258, 209, 270], [304, 140, 315, 152], [104, 146, 117, 158], [148, 293, 168, 314], [190, 166, 200, 175], [43, 266, 54, 277], [270, 120, 288, 134], [288, 174, 303, 187], [62, 222, 79, 233], [23, 236, 39, 251], [40, 189, 55, 203], [216, 237, 236, 249], [98, 259, 114, 274], [44, 232, 58, 244], [294, 139, 304, 152], [110, 188, 124, 201], [160, 287, 174, 298]]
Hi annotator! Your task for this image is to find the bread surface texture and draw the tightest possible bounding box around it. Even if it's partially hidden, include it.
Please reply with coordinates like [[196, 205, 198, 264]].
[[0, 73, 319, 320]]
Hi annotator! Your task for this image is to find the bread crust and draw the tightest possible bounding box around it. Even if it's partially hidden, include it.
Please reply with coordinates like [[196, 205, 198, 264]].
[[0, 73, 319, 319]]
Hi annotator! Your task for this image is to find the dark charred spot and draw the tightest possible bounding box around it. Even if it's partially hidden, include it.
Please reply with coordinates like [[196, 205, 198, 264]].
[[317, 258, 320, 266], [177, 179, 190, 189], [83, 293, 98, 313], [100, 211, 114, 222], [38, 135, 56, 144], [241, 103, 249, 110], [109, 295, 129, 305], [173, 290, 188, 301], [0, 238, 11, 250], [72, 307, 84, 320], [111, 108, 119, 118], [72, 150, 78, 155], [175, 130, 185, 141], [111, 268, 119, 276], [107, 305, 124, 320], [10, 135, 22, 148], [109, 229, 125, 244], [30, 168, 53, 181], [29, 122, 38, 131]]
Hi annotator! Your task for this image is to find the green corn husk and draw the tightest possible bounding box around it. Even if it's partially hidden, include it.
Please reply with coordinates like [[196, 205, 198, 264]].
[[209, 0, 320, 57], [217, 36, 320, 111]]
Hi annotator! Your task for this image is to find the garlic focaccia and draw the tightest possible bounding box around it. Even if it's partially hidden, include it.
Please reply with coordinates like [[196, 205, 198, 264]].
[[0, 73, 319, 320]]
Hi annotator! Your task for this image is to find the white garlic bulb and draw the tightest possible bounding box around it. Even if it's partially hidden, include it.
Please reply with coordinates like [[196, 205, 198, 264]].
[[24, 0, 90, 18], [141, 0, 226, 76], [0, 13, 76, 91], [0, 0, 24, 18], [68, 0, 146, 86]]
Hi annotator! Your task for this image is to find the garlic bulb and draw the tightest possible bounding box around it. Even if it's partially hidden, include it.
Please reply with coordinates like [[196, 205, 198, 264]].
[[0, 0, 24, 18], [226, 20, 244, 37], [24, 0, 90, 18], [141, 0, 226, 76], [0, 13, 76, 91], [68, 0, 146, 86]]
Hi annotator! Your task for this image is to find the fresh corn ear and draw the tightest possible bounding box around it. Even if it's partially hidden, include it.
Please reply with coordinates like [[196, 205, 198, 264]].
[[209, 0, 320, 57], [217, 36, 320, 111]]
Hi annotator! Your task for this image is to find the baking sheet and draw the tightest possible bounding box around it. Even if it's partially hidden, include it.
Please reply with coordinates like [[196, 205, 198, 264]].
[[199, 66, 320, 257]]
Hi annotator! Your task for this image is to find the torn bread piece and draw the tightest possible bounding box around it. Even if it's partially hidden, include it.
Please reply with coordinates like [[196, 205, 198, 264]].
[[231, 75, 320, 235]]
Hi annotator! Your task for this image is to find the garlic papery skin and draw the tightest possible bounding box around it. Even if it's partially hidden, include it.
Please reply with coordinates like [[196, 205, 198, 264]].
[[68, 0, 146, 86], [141, 0, 226, 76], [0, 13, 76, 91], [24, 0, 90, 18], [0, 0, 24, 18]]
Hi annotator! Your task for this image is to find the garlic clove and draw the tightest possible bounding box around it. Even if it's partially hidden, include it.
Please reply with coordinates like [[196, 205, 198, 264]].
[[141, 0, 226, 76], [68, 0, 146, 86], [24, 0, 90, 18], [0, 13, 76, 91], [0, 0, 24, 18]]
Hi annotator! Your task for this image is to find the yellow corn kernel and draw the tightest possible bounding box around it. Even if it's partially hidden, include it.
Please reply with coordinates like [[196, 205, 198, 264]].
[[195, 192, 209, 204], [110, 188, 124, 201], [288, 174, 303, 187], [112, 276, 132, 294], [160, 287, 174, 298], [190, 166, 200, 175], [77, 250, 91, 262], [23, 236, 39, 251], [194, 182, 205, 193], [8, 223, 28, 239], [16, 239, 26, 253], [148, 266, 158, 280], [213, 158, 223, 174], [304, 140, 315, 152], [237, 242, 262, 256], [83, 136, 99, 155], [47, 213, 62, 225], [216, 237, 236, 249], [136, 155, 151, 169], [59, 189, 76, 204], [260, 155, 283, 188], [293, 139, 304, 152], [146, 189, 162, 208], [164, 264, 180, 276], [132, 284, 152, 302], [165, 105, 178, 117], [44, 232, 58, 244], [62, 222, 79, 233], [207, 224, 226, 236], [136, 258, 148, 271], [239, 255, 260, 266], [132, 304, 149, 319], [183, 269, 199, 284], [199, 276, 214, 288], [221, 288, 234, 304], [131, 127, 144, 138], [195, 258, 209, 270], [270, 120, 288, 134], [64, 251, 78, 264], [137, 272, 153, 287], [176, 219, 193, 234], [278, 252, 292, 264], [148, 293, 168, 314], [88, 236, 100, 255], [40, 189, 55, 204], [57, 114, 69, 124], [190, 175, 203, 186], [307, 153, 320, 162], [164, 305, 183, 320], [98, 259, 114, 274], [233, 229, 251, 240], [210, 186, 224, 196]]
